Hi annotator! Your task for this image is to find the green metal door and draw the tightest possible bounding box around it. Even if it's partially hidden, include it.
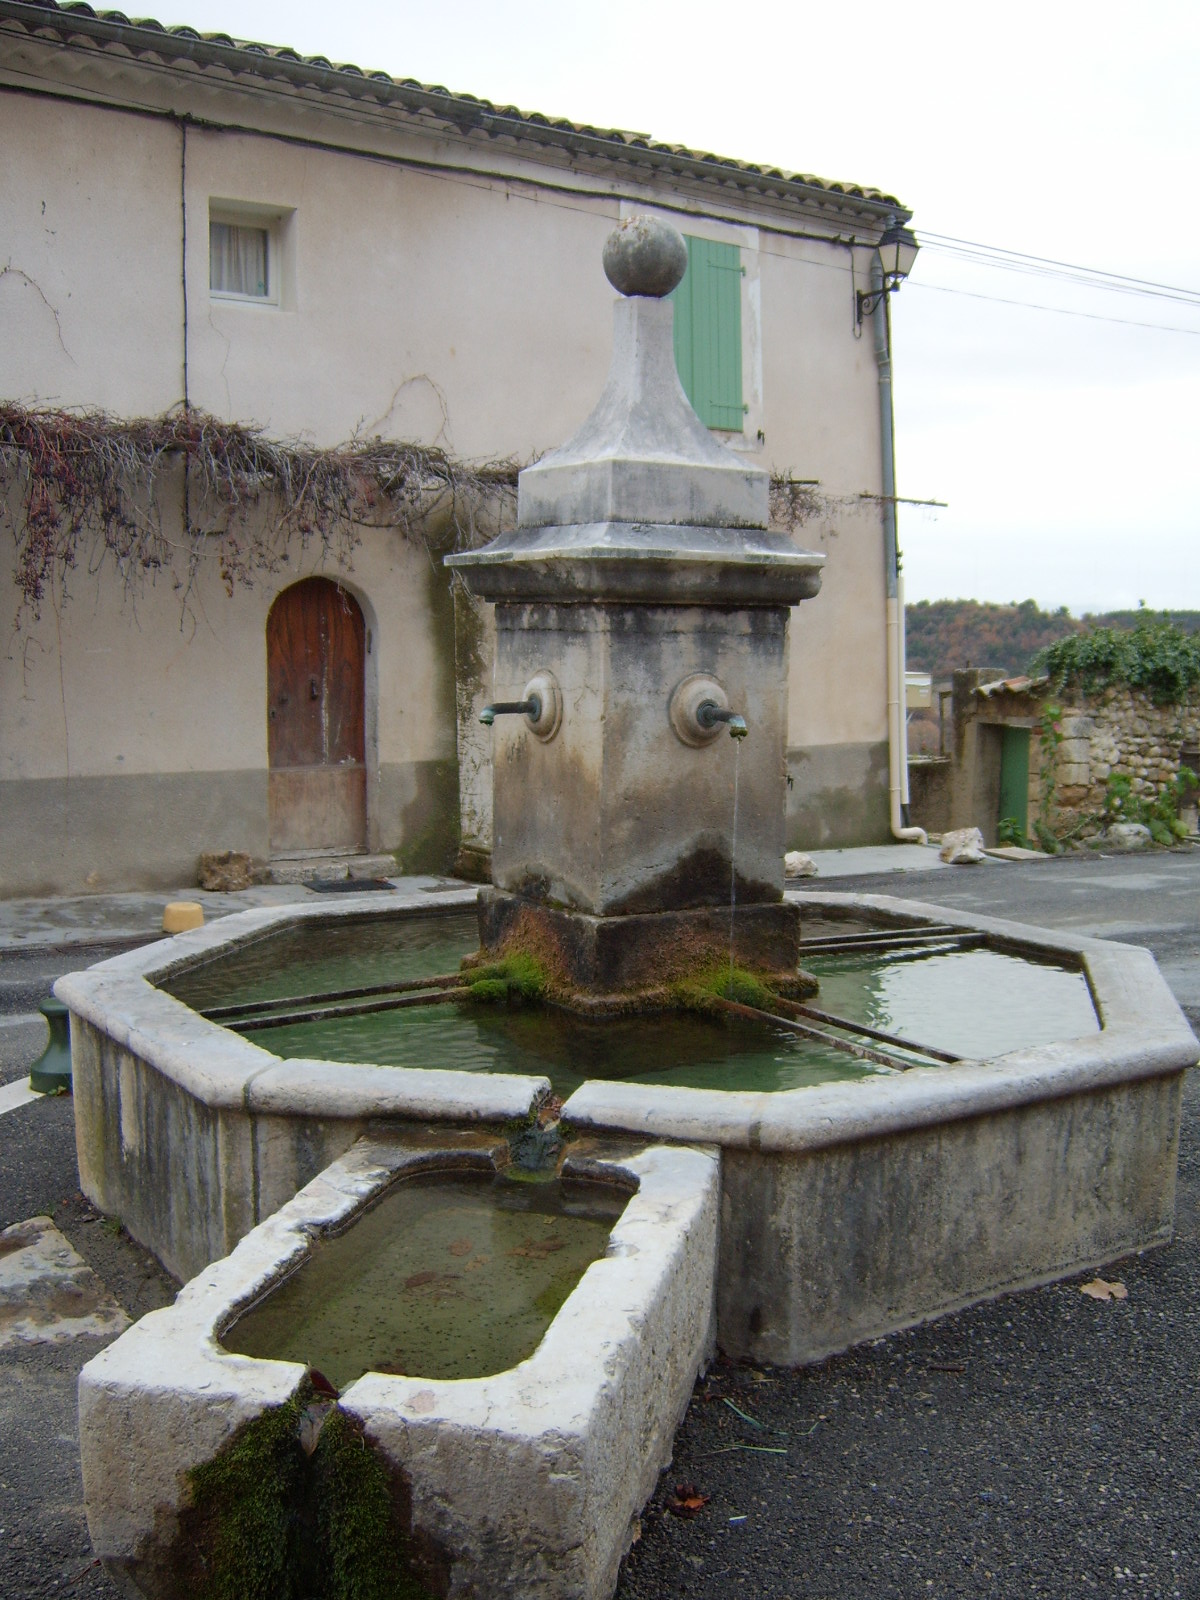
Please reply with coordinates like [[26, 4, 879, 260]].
[[998, 726, 1031, 837]]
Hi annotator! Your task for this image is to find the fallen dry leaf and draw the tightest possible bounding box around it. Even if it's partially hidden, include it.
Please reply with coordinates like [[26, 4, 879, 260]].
[[508, 1236, 566, 1260], [1080, 1277, 1128, 1301], [448, 1238, 474, 1257], [667, 1483, 710, 1518], [538, 1095, 565, 1125]]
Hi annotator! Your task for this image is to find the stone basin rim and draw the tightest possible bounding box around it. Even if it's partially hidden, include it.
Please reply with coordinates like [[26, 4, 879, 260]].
[[53, 886, 1198, 1152]]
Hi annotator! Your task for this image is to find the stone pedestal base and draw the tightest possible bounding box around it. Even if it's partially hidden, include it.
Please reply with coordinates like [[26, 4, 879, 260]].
[[478, 886, 804, 1001]]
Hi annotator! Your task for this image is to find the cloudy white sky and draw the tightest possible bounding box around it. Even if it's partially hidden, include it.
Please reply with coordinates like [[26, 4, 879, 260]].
[[136, 0, 1199, 613]]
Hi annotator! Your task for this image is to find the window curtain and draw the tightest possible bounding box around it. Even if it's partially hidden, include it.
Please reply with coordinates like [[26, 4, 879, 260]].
[[210, 222, 269, 297]]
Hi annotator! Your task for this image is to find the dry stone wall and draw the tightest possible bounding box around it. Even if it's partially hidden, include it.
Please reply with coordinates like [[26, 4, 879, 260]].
[[1049, 688, 1199, 831]]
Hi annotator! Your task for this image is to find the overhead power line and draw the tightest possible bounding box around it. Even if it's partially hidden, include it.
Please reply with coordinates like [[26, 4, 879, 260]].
[[917, 232, 1200, 309], [908, 279, 1200, 335]]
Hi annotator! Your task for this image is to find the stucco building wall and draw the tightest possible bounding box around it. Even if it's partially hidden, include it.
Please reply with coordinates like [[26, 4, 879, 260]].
[[1, 12, 908, 892]]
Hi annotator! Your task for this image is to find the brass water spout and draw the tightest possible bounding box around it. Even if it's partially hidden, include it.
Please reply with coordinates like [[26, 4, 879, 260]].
[[480, 697, 540, 727], [478, 671, 563, 741], [697, 701, 748, 740]]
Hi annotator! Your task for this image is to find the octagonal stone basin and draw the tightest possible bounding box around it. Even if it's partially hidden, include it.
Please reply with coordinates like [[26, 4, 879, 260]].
[[78, 1134, 719, 1600], [56, 884, 1197, 1364], [155, 901, 1102, 1095]]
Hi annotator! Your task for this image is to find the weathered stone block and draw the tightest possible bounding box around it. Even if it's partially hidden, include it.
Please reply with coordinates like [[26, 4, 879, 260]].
[[197, 849, 255, 891], [490, 602, 789, 916], [478, 886, 801, 994], [1057, 738, 1091, 764]]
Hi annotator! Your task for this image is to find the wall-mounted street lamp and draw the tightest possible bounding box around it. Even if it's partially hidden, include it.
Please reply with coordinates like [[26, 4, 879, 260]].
[[856, 222, 920, 325]]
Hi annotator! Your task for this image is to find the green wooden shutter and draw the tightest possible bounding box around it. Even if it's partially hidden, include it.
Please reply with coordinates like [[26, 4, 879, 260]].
[[671, 236, 744, 431]]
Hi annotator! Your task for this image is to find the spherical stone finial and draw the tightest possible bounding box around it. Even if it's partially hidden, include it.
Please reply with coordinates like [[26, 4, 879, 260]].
[[602, 216, 689, 298]]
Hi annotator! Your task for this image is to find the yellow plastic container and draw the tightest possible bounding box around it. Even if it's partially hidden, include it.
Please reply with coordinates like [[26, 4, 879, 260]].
[[162, 901, 204, 934]]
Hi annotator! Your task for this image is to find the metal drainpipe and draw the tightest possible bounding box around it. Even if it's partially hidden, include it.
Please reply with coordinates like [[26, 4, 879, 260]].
[[872, 255, 927, 846]]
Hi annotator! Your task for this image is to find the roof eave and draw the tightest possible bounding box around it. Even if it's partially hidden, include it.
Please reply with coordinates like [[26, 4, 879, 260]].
[[0, 1, 908, 223]]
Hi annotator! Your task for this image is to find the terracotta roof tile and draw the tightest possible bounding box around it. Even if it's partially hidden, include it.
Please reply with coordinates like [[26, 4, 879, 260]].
[[1, 0, 906, 217]]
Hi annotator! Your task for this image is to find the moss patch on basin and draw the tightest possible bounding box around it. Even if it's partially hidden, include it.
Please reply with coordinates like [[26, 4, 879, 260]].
[[672, 963, 781, 1014], [465, 951, 550, 1005], [464, 903, 815, 1018], [181, 1386, 440, 1600]]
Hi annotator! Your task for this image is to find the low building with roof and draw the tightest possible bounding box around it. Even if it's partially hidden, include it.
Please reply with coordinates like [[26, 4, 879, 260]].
[[0, 0, 921, 893]]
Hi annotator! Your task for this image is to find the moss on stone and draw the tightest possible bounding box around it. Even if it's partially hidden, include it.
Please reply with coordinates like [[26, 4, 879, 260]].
[[466, 952, 548, 1004], [181, 1390, 436, 1600], [183, 1396, 306, 1600], [466, 977, 509, 1004], [311, 1410, 430, 1600], [672, 964, 779, 1014]]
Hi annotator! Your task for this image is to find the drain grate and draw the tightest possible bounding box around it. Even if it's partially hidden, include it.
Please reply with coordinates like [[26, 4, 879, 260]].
[[306, 877, 396, 893]]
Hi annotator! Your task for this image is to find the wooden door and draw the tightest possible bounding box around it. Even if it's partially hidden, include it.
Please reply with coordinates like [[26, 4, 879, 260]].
[[267, 578, 366, 854]]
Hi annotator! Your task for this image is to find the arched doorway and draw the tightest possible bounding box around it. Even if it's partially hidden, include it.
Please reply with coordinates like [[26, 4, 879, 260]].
[[267, 577, 366, 854]]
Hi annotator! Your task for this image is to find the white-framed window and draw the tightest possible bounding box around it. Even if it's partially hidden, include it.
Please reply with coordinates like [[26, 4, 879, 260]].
[[209, 203, 287, 304]]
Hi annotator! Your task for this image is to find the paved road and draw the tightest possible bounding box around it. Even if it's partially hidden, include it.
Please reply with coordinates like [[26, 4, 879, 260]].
[[0, 852, 1196, 1599]]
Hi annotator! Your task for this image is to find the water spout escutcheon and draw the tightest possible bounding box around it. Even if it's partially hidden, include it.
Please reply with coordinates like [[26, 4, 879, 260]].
[[480, 671, 563, 741], [669, 674, 742, 747]]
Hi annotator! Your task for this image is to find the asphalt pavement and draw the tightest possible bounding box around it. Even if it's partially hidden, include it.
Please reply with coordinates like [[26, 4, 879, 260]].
[[1, 849, 1197, 1599]]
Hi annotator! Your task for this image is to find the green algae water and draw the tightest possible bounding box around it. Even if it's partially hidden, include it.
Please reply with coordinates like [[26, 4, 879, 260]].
[[804, 944, 1099, 1060], [164, 909, 1099, 1097], [167, 910, 478, 1013], [222, 1173, 627, 1386]]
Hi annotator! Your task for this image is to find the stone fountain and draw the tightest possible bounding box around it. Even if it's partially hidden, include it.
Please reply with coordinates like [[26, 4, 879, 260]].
[[448, 216, 823, 1000], [59, 218, 1196, 1600]]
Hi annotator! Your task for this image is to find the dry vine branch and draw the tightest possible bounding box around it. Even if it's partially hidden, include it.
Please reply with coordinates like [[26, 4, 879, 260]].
[[1, 401, 857, 630], [769, 477, 823, 532], [0, 403, 519, 626]]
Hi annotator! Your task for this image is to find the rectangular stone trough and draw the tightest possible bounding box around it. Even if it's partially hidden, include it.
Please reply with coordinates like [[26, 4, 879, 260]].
[[78, 1133, 719, 1600]]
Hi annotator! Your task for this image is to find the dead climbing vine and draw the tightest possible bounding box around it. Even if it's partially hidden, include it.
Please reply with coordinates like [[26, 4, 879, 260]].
[[768, 476, 823, 532], [0, 402, 519, 627], [1, 401, 876, 630]]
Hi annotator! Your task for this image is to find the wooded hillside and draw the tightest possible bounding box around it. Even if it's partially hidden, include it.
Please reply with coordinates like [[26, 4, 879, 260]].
[[905, 600, 1200, 685]]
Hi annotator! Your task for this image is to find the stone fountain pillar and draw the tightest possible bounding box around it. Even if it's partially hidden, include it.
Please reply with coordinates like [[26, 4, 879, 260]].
[[447, 217, 824, 1000]]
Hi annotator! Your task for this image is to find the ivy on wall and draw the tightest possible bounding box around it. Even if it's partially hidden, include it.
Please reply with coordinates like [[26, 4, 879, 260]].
[[1033, 619, 1200, 707]]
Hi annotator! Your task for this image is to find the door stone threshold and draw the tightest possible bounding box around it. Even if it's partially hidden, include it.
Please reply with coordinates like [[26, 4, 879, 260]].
[[264, 853, 398, 886]]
